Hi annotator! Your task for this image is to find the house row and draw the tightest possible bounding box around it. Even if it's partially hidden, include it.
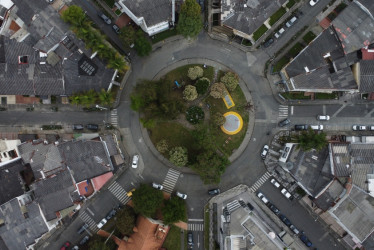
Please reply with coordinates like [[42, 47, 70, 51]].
[[0, 133, 122, 249]]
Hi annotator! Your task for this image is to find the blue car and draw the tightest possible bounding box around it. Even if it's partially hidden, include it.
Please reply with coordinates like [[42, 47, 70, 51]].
[[299, 233, 313, 247]]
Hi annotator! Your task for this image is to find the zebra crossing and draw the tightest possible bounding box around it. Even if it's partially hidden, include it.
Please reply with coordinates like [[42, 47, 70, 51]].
[[110, 109, 118, 126], [188, 223, 204, 231], [108, 181, 131, 204], [249, 172, 272, 192], [79, 211, 98, 233], [278, 105, 289, 118], [162, 169, 181, 193]]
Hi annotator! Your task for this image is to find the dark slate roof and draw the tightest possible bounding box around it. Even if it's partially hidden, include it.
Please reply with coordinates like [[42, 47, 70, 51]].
[[32, 170, 75, 221], [18, 134, 37, 143], [314, 179, 345, 211], [11, 0, 47, 26], [332, 0, 374, 54], [221, 0, 287, 35], [0, 159, 26, 205], [122, 0, 172, 27], [286, 145, 333, 197], [102, 134, 118, 156], [0, 198, 48, 249], [58, 140, 112, 182], [359, 60, 374, 92]]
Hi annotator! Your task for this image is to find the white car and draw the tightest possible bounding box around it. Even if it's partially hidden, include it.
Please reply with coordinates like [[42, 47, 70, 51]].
[[352, 125, 366, 131], [261, 145, 269, 159], [317, 115, 330, 121], [270, 178, 281, 188], [176, 191, 187, 199], [257, 192, 269, 204], [309, 0, 319, 6], [281, 188, 292, 199], [152, 182, 163, 190], [132, 155, 139, 168], [97, 218, 107, 229], [310, 125, 323, 131]]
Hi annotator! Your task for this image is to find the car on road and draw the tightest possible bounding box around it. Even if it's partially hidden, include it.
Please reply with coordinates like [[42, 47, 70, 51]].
[[274, 28, 285, 39], [99, 13, 111, 24], [60, 241, 71, 250], [86, 124, 99, 131], [72, 246, 79, 250], [106, 209, 116, 220], [187, 231, 194, 248], [73, 124, 84, 130], [309, 0, 320, 6], [281, 188, 292, 200], [132, 155, 139, 168], [299, 233, 313, 247], [285, 16, 297, 28], [247, 202, 254, 210], [112, 24, 120, 34], [261, 145, 269, 159], [263, 38, 274, 48], [270, 178, 281, 188], [257, 192, 269, 204], [208, 188, 220, 195], [278, 118, 290, 127], [152, 182, 163, 190], [269, 203, 280, 215], [279, 214, 291, 226], [176, 191, 187, 199], [317, 115, 330, 121], [369, 126, 374, 131], [352, 125, 366, 131], [77, 223, 88, 234], [127, 188, 136, 197], [97, 218, 107, 229], [79, 235, 89, 245], [295, 124, 308, 130], [289, 224, 300, 235], [310, 125, 323, 131]]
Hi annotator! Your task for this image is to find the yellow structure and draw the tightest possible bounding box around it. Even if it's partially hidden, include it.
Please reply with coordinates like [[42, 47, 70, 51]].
[[222, 91, 235, 109], [221, 111, 243, 135]]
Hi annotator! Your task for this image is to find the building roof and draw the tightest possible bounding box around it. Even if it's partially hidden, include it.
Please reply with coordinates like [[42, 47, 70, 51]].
[[314, 179, 345, 211], [58, 140, 112, 183], [332, 0, 374, 55], [330, 185, 374, 243], [0, 198, 48, 250], [102, 134, 118, 156], [91, 172, 113, 191], [350, 143, 374, 191], [359, 60, 374, 92], [221, 0, 287, 36], [0, 159, 27, 205], [32, 170, 75, 221], [330, 143, 352, 177]]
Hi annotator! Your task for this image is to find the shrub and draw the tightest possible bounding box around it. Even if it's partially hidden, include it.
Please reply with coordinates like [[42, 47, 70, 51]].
[[221, 72, 239, 92], [183, 85, 198, 101], [195, 77, 210, 95], [186, 106, 204, 124], [187, 66, 204, 80], [210, 82, 226, 98], [156, 139, 169, 153], [169, 146, 188, 167], [212, 112, 226, 126]]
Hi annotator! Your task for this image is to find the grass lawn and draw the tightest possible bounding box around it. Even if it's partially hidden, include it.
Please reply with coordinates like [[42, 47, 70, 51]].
[[286, 0, 296, 9], [269, 7, 287, 26], [315, 92, 338, 99], [104, 0, 115, 8], [303, 31, 316, 44], [280, 92, 311, 100], [162, 225, 181, 250], [253, 24, 268, 41], [163, 64, 214, 86], [152, 29, 178, 44], [288, 42, 305, 58], [273, 56, 290, 72], [242, 39, 252, 46], [115, 9, 122, 16]]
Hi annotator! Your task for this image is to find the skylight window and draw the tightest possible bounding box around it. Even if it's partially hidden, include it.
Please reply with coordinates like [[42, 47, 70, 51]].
[[18, 55, 28, 64]]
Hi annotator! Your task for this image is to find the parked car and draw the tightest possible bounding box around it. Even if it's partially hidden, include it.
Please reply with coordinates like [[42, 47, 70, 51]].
[[86, 124, 99, 131], [246, 202, 254, 211], [281, 188, 292, 200], [112, 24, 120, 34], [99, 13, 111, 24], [187, 231, 194, 248], [77, 223, 88, 234], [208, 188, 220, 195], [352, 125, 366, 131], [176, 191, 187, 199], [263, 38, 274, 48], [261, 145, 269, 159], [274, 28, 285, 39], [257, 192, 269, 204], [369, 126, 374, 131], [73, 124, 84, 130], [269, 204, 280, 215], [97, 218, 107, 229], [278, 118, 290, 127], [72, 246, 79, 250], [132, 155, 139, 168], [79, 236, 89, 245], [295, 124, 308, 130], [317, 115, 330, 121], [309, 0, 320, 6], [310, 125, 323, 130], [127, 188, 136, 197], [289, 224, 300, 235], [285, 16, 297, 27], [270, 178, 281, 188], [299, 233, 313, 247], [60, 241, 71, 250], [152, 182, 163, 190], [279, 214, 291, 226], [106, 209, 116, 220]]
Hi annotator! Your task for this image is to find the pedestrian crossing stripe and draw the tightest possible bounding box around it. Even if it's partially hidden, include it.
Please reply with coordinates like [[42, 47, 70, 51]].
[[249, 172, 272, 193], [188, 223, 204, 231], [162, 169, 181, 194], [79, 211, 98, 233], [111, 109, 118, 126], [278, 105, 289, 118], [108, 181, 131, 204]]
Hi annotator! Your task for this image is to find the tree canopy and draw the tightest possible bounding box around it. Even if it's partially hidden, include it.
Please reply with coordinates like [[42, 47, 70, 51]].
[[169, 146, 188, 167], [192, 150, 229, 184], [212, 112, 226, 126], [132, 184, 164, 218], [134, 30, 152, 57], [119, 25, 136, 47], [221, 72, 239, 92], [210, 82, 226, 98], [61, 5, 86, 27], [162, 197, 187, 225], [115, 206, 137, 236], [183, 85, 198, 101], [195, 77, 210, 94], [296, 129, 328, 151], [187, 66, 204, 80], [177, 0, 203, 37]]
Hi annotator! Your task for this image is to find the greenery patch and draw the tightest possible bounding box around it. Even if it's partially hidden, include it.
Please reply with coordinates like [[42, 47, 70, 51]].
[[115, 9, 122, 16], [280, 92, 311, 100], [315, 92, 338, 99], [152, 29, 178, 44], [104, 0, 115, 8], [253, 24, 268, 41], [286, 0, 296, 9], [273, 57, 290, 72], [289, 42, 305, 58], [269, 7, 287, 26], [186, 106, 204, 124], [303, 31, 317, 44]]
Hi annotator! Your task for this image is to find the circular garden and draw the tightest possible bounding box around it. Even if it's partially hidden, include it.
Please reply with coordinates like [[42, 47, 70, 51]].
[[131, 64, 249, 184]]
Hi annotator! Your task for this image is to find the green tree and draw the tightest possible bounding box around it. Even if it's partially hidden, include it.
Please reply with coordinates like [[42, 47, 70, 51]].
[[162, 197, 187, 225], [212, 112, 226, 126], [108, 54, 127, 72], [132, 184, 164, 218], [98, 89, 114, 106], [187, 66, 204, 80], [210, 82, 226, 98], [119, 25, 136, 47], [88, 238, 111, 250], [195, 77, 210, 94], [116, 206, 136, 236], [156, 139, 169, 153], [183, 85, 198, 101], [81, 89, 97, 107], [61, 5, 87, 28], [191, 125, 214, 150], [140, 118, 155, 128], [177, 0, 203, 37], [69, 93, 82, 106], [130, 94, 145, 111], [221, 72, 239, 92], [134, 30, 152, 57], [296, 129, 328, 151], [193, 150, 229, 184], [169, 146, 188, 167]]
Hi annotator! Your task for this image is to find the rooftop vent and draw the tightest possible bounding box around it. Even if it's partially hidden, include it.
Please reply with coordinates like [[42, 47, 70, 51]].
[[18, 55, 28, 64]]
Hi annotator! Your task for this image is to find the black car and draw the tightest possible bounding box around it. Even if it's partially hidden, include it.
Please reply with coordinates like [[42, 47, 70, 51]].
[[294, 124, 308, 130], [73, 124, 84, 130], [269, 204, 280, 215], [79, 235, 89, 245], [77, 223, 88, 234], [279, 214, 291, 226], [208, 188, 220, 195], [187, 232, 194, 248], [299, 233, 313, 247], [278, 118, 290, 127], [246, 202, 254, 211], [86, 124, 99, 131], [263, 38, 274, 48], [106, 209, 116, 220]]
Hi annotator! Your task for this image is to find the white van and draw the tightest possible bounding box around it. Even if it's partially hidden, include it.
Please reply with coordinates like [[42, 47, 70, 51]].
[[317, 115, 330, 121], [286, 16, 297, 27], [274, 28, 285, 39], [310, 125, 323, 130]]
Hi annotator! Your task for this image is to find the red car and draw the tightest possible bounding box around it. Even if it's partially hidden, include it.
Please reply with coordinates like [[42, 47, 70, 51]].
[[60, 241, 70, 250]]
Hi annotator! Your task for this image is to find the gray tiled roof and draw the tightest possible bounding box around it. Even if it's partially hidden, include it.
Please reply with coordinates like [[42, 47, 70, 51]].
[[0, 159, 26, 205], [330, 185, 374, 243], [351, 143, 374, 191], [102, 134, 118, 156], [11, 0, 47, 26], [359, 60, 374, 92], [331, 143, 352, 177], [314, 179, 345, 211], [0, 198, 48, 249], [32, 170, 75, 221], [332, 0, 374, 54], [58, 140, 112, 183], [221, 0, 287, 35], [121, 0, 172, 27]]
